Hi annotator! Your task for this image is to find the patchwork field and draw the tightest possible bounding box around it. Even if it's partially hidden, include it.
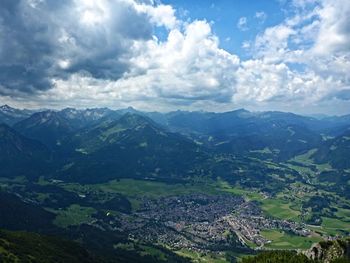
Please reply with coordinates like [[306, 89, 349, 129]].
[[261, 199, 301, 222], [261, 230, 322, 249]]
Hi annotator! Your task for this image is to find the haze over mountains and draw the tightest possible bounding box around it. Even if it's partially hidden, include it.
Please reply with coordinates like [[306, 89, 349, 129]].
[[1, 104, 350, 262], [1, 104, 350, 178], [2, 103, 350, 186], [1, 103, 350, 199]]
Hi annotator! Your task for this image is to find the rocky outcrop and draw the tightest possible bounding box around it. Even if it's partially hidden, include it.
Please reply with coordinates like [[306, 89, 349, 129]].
[[304, 239, 350, 263]]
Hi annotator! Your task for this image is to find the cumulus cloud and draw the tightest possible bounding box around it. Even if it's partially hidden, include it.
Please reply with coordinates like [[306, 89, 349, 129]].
[[1, 0, 242, 110], [0, 0, 349, 114], [312, 0, 350, 55], [239, 0, 350, 112], [41, 20, 240, 109], [0, 0, 168, 94]]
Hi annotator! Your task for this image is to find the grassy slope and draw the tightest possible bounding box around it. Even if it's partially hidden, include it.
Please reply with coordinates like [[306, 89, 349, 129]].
[[53, 204, 96, 228], [260, 229, 322, 250], [0, 229, 97, 263]]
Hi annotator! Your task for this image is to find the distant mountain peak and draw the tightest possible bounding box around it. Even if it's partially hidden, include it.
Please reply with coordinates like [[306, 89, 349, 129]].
[[115, 106, 141, 115], [118, 112, 153, 126], [224, 108, 249, 114], [0, 104, 15, 111], [33, 110, 59, 119], [60, 108, 81, 118], [0, 105, 36, 125], [234, 108, 249, 113], [223, 108, 251, 118], [61, 107, 77, 112]]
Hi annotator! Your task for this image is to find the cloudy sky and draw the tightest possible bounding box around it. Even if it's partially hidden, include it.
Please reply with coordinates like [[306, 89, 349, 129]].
[[0, 0, 349, 114]]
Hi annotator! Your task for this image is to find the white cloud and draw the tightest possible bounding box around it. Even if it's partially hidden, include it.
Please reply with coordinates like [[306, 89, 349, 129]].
[[235, 60, 342, 104], [242, 41, 251, 49], [42, 20, 240, 109], [312, 0, 350, 55], [255, 11, 267, 22], [237, 17, 248, 31], [235, 0, 350, 113], [254, 24, 296, 62], [1, 0, 349, 114], [132, 1, 178, 29]]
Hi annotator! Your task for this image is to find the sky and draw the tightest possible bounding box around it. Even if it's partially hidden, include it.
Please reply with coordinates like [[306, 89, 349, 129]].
[[0, 0, 349, 115]]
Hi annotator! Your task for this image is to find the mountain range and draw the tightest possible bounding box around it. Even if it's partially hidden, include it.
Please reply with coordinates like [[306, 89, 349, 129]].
[[1, 104, 350, 262], [1, 104, 349, 181]]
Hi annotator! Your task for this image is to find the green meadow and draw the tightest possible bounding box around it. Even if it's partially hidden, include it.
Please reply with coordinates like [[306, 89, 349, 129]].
[[53, 204, 96, 228], [261, 199, 301, 221], [261, 229, 321, 249]]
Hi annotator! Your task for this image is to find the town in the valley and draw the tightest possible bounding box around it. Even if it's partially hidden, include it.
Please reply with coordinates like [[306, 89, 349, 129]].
[[89, 193, 316, 253]]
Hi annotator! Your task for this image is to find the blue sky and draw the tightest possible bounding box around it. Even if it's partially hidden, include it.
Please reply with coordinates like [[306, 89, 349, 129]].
[[162, 0, 286, 57], [0, 0, 349, 115]]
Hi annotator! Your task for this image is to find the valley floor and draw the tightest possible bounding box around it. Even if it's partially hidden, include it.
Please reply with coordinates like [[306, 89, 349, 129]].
[[1, 168, 349, 262]]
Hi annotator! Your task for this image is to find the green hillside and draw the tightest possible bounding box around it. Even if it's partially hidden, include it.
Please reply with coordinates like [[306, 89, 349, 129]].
[[0, 230, 97, 263]]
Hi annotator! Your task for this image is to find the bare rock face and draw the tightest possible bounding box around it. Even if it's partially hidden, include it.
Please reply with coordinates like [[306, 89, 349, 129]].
[[305, 243, 324, 261], [304, 239, 350, 263]]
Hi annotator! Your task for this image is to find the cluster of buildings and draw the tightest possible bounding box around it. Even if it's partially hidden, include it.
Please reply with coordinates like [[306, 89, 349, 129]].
[[95, 193, 313, 252]]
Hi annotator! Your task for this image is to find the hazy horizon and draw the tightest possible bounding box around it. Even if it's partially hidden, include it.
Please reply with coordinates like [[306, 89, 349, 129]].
[[2, 103, 349, 118]]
